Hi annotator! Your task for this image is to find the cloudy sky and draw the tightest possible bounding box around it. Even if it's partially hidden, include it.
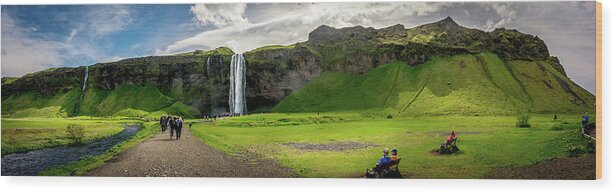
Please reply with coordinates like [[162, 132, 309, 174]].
[[0, 1, 597, 93]]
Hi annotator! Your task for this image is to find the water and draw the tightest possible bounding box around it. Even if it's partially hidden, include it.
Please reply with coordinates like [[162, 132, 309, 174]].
[[1, 125, 140, 176], [206, 57, 212, 79], [229, 53, 247, 116], [82, 66, 89, 91]]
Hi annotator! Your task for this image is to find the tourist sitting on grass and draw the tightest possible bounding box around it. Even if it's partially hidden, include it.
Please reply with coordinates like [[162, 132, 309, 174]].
[[377, 148, 391, 167], [389, 148, 400, 171], [441, 131, 456, 148], [446, 131, 456, 144]]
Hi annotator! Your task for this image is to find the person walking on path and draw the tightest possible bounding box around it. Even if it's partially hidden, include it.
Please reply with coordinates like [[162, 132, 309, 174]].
[[175, 117, 183, 140], [168, 116, 176, 140], [159, 115, 167, 133], [166, 115, 172, 133]]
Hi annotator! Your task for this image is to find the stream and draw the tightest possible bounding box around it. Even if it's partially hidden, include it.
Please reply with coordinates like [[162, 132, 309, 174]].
[[1, 124, 140, 176]]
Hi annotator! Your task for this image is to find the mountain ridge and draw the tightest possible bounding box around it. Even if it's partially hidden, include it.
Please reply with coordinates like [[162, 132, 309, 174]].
[[1, 17, 594, 117]]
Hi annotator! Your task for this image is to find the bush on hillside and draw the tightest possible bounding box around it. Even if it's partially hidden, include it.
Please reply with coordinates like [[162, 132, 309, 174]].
[[516, 114, 531, 128], [66, 124, 85, 145], [551, 121, 576, 130]]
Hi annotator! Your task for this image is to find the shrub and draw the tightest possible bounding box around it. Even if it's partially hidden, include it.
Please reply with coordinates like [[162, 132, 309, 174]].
[[516, 114, 531, 128], [551, 121, 576, 130], [563, 130, 596, 157], [66, 124, 85, 145]]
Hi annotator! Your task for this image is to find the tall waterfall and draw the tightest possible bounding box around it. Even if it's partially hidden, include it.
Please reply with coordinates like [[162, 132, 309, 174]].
[[82, 66, 89, 91], [229, 54, 247, 116], [206, 57, 212, 79]]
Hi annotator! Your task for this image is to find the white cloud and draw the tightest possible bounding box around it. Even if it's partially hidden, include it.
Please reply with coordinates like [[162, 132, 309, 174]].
[[1, 10, 126, 77], [483, 3, 518, 31], [1, 13, 65, 76], [66, 29, 78, 42], [190, 3, 248, 28], [84, 5, 133, 36], [163, 2, 450, 54]]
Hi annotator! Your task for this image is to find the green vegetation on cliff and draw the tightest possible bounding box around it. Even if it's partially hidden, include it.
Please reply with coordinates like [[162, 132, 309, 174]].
[[2, 84, 200, 118], [273, 53, 594, 116]]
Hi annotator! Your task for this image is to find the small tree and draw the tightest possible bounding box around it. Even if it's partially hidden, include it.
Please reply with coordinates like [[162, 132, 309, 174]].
[[310, 81, 334, 116], [516, 114, 531, 128], [66, 124, 85, 145]]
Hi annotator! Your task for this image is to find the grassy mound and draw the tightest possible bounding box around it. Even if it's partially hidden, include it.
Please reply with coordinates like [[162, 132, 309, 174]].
[[2, 83, 200, 118], [113, 108, 149, 117], [273, 53, 595, 116]]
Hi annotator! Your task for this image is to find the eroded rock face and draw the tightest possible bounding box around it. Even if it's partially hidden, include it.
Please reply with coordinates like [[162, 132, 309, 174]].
[[308, 25, 378, 44], [244, 45, 323, 111], [1, 67, 83, 97]]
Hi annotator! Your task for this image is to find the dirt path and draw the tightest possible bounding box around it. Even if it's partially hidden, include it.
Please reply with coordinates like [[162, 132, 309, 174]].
[[84, 126, 296, 177], [485, 154, 596, 180]]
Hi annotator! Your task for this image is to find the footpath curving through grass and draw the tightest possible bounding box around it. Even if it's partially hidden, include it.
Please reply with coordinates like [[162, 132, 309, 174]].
[[191, 113, 593, 178], [38, 122, 159, 176]]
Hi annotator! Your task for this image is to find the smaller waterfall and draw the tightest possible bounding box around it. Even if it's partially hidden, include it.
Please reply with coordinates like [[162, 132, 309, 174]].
[[82, 66, 89, 91], [78, 66, 89, 112], [206, 57, 212, 79], [229, 54, 247, 116]]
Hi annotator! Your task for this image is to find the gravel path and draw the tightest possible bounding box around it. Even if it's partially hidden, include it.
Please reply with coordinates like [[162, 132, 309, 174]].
[[84, 126, 296, 177], [485, 154, 596, 180]]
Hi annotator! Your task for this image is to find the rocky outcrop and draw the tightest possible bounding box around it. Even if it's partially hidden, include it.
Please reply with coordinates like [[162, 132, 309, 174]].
[[1, 67, 83, 97], [244, 44, 322, 111]]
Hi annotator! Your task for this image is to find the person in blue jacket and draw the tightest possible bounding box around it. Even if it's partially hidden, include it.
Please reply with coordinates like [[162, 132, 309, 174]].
[[582, 112, 590, 127], [378, 148, 391, 166]]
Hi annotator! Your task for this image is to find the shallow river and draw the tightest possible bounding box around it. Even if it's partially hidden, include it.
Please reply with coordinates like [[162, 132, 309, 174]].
[[1, 124, 140, 176]]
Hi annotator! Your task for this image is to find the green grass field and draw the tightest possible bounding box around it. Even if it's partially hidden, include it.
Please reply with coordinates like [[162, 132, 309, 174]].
[[191, 113, 593, 178], [1, 117, 139, 155]]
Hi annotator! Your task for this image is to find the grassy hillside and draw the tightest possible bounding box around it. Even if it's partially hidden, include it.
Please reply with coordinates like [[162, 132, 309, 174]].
[[273, 52, 595, 116], [2, 89, 81, 116], [2, 84, 200, 118]]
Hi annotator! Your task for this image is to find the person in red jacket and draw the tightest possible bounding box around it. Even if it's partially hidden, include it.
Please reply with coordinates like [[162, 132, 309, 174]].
[[446, 131, 456, 145]]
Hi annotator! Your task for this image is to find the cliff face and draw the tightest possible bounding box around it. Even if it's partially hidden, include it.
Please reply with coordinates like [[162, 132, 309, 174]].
[[241, 18, 554, 111], [2, 17, 577, 116], [2, 48, 234, 116], [89, 53, 233, 115]]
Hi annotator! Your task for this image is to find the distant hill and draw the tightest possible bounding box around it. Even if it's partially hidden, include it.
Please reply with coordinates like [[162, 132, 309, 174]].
[[1, 17, 595, 117], [273, 53, 594, 116]]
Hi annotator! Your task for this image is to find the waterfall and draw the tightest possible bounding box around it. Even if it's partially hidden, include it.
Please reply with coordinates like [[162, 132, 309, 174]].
[[78, 66, 89, 112], [229, 53, 247, 116], [82, 66, 89, 91], [206, 57, 212, 79]]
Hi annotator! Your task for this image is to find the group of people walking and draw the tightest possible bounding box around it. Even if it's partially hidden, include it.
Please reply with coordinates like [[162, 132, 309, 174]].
[[159, 115, 184, 140]]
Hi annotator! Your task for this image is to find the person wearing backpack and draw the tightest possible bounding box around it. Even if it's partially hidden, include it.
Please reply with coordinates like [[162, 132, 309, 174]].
[[175, 117, 183, 140], [168, 116, 176, 140], [159, 115, 167, 133]]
